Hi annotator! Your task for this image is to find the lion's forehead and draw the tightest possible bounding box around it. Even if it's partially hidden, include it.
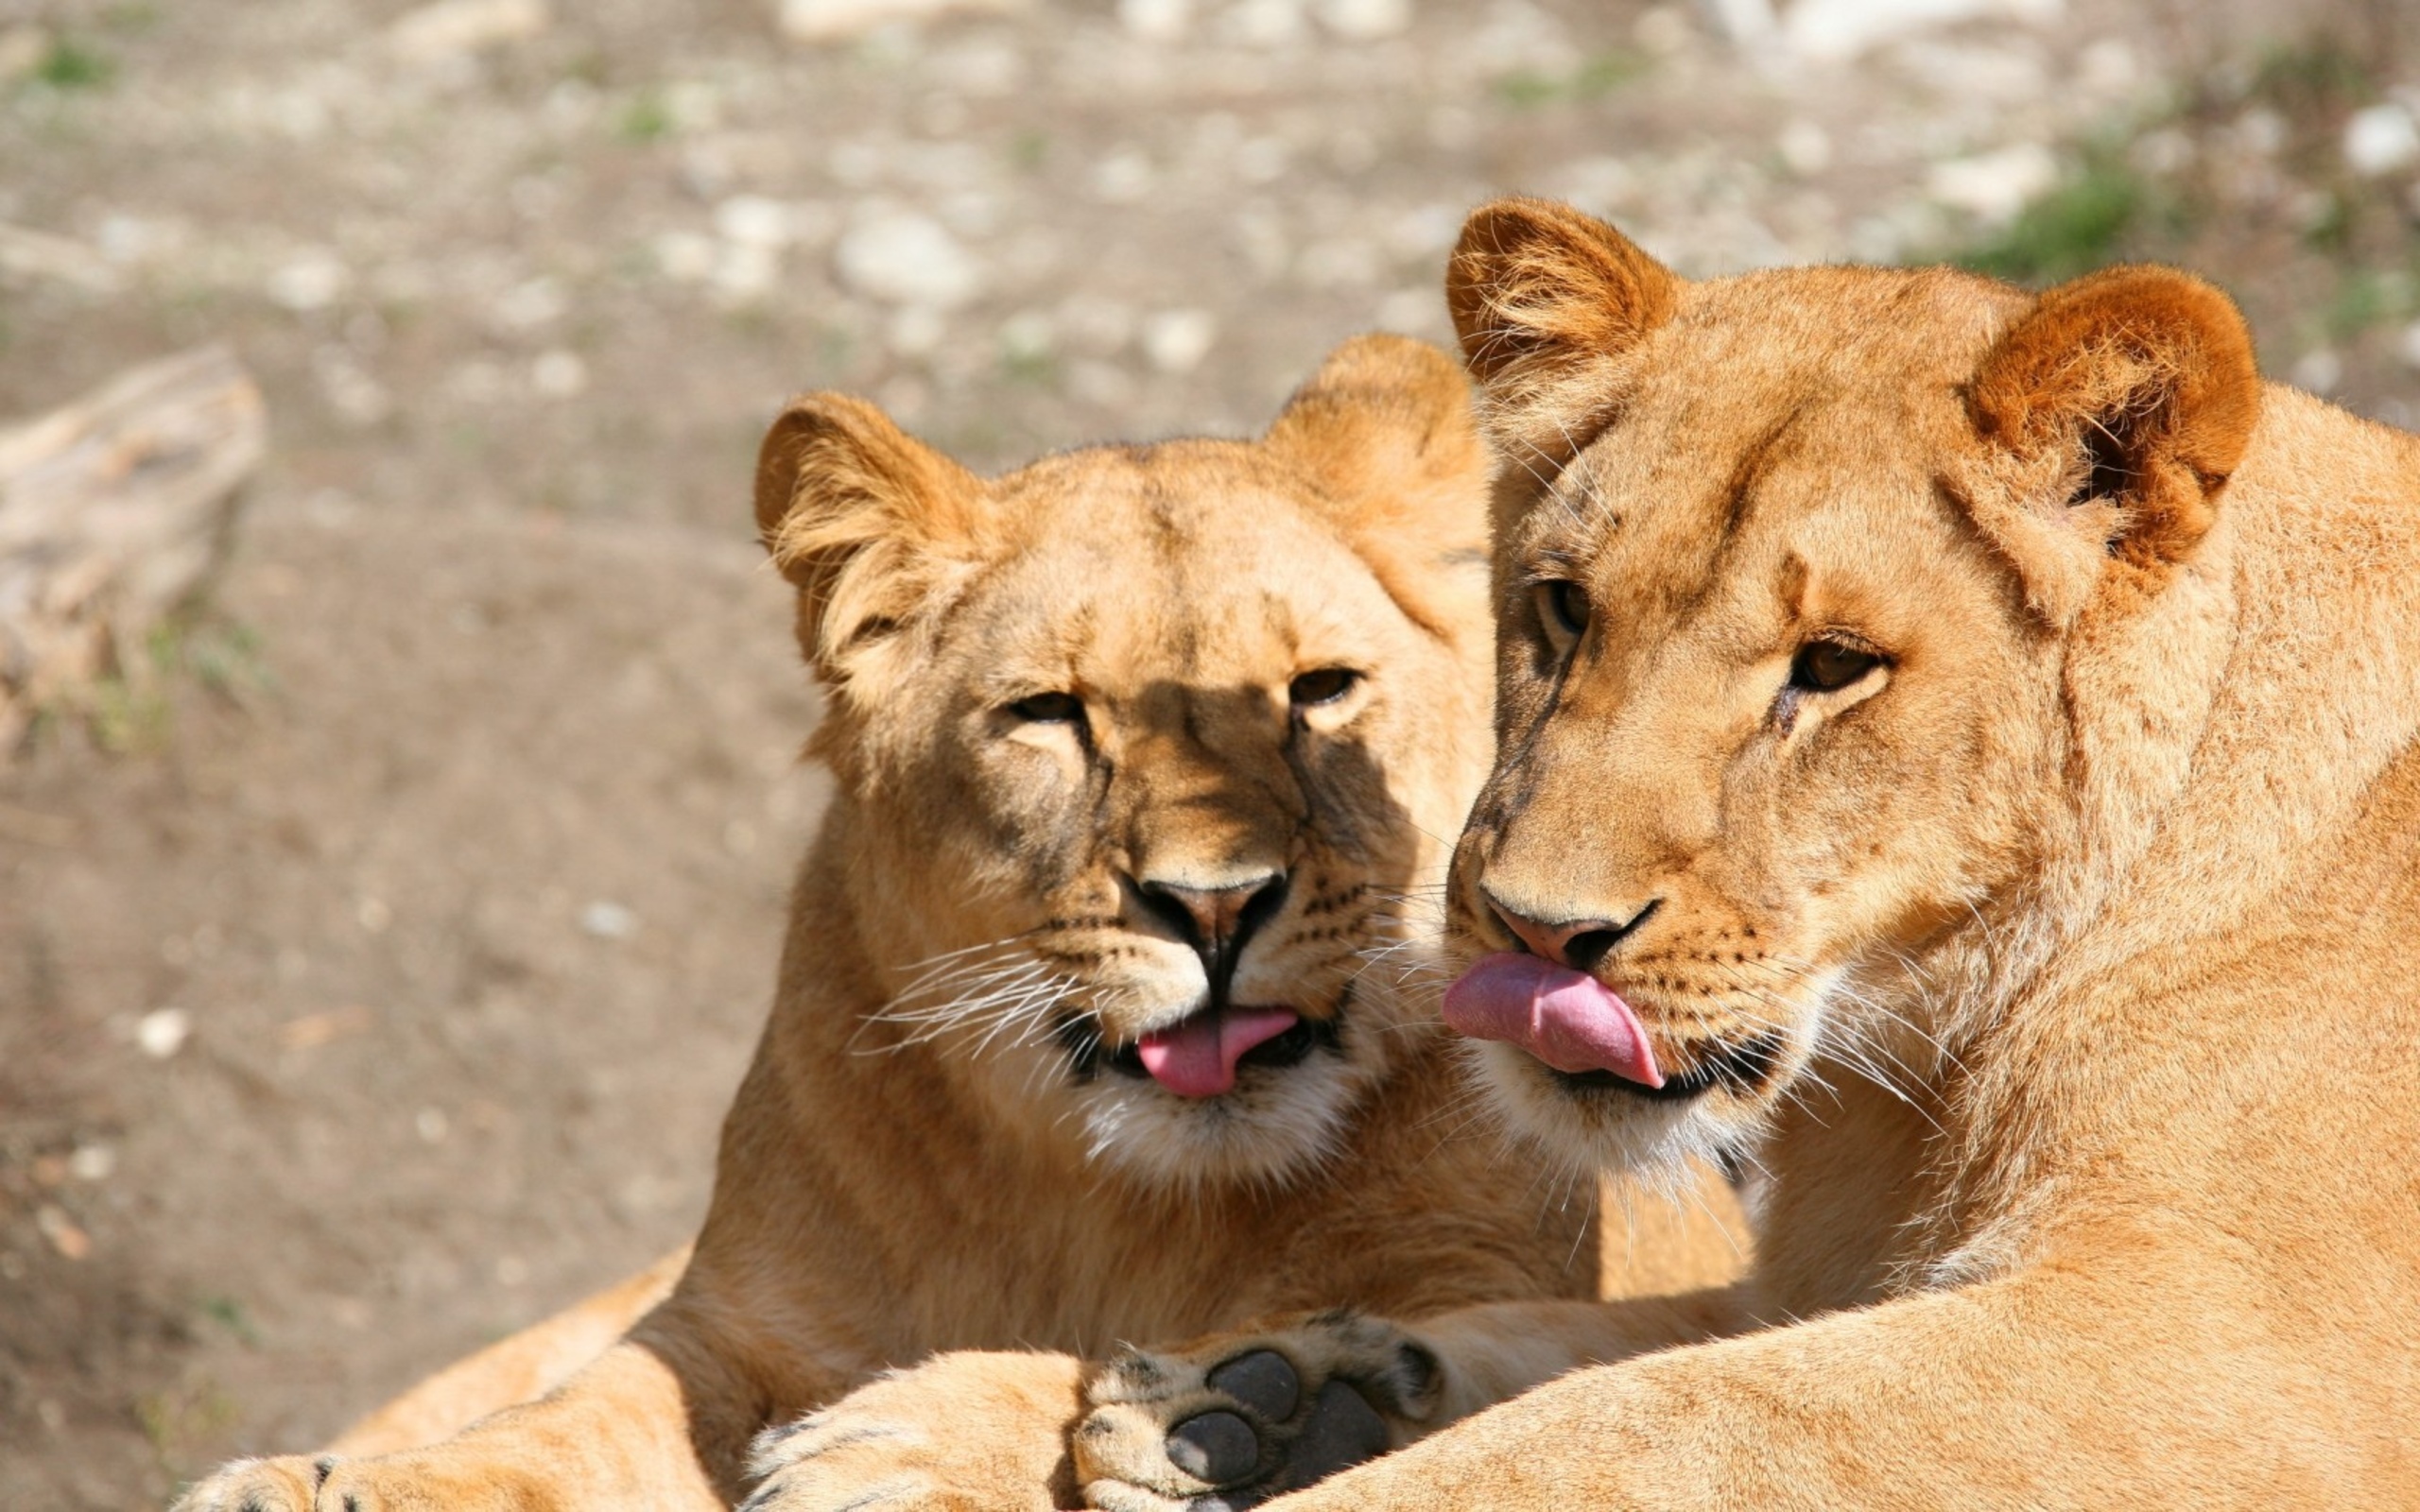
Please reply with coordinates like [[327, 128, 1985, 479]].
[[959, 486, 1409, 695]]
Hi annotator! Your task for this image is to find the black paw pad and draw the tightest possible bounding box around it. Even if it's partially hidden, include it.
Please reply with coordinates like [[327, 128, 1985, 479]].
[[1167, 1410, 1259, 1486], [1279, 1381, 1390, 1489], [1207, 1350, 1301, 1422]]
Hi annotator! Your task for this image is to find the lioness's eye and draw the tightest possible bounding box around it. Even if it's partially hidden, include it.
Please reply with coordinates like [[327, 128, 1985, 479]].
[[1289, 668, 1359, 709], [1789, 640, 1883, 693], [1009, 692, 1084, 723], [1535, 580, 1590, 644]]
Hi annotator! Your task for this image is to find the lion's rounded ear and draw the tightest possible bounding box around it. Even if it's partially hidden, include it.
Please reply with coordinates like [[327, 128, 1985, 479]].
[[1264, 334, 1493, 631], [1446, 198, 1679, 468], [1962, 266, 2259, 619], [1265, 333, 1486, 510], [753, 392, 984, 679]]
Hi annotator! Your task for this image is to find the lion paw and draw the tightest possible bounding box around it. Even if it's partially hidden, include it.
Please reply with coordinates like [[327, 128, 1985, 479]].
[[743, 1351, 1083, 1512], [170, 1456, 334, 1512], [1074, 1313, 1439, 1512]]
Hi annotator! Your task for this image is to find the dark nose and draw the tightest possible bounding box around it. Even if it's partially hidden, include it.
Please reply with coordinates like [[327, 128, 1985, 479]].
[[1484, 886, 1659, 972], [1134, 871, 1289, 994]]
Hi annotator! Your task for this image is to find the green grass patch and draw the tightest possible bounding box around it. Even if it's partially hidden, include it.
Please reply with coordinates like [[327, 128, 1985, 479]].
[[36, 38, 114, 90], [1952, 153, 2161, 285], [1492, 49, 1650, 109]]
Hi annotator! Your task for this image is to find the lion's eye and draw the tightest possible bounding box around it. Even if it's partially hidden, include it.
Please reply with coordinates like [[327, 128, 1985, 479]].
[[1289, 668, 1360, 709], [1789, 640, 1883, 693], [1008, 692, 1084, 723], [1535, 580, 1590, 644]]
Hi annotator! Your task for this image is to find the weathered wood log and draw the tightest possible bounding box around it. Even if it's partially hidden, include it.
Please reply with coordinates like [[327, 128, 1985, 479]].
[[0, 346, 266, 754]]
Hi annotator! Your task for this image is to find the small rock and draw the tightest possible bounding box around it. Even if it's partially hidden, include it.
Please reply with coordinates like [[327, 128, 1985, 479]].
[[415, 1106, 450, 1143], [389, 0, 549, 64], [35, 1206, 89, 1262], [887, 305, 947, 357], [2290, 349, 2342, 396], [135, 1008, 191, 1060], [1782, 0, 2063, 63], [531, 349, 588, 398], [268, 249, 350, 312], [834, 209, 982, 308], [1313, 0, 1410, 42], [493, 276, 568, 330], [1778, 120, 1834, 176], [2395, 319, 2420, 371], [779, 0, 1025, 43], [1119, 0, 1193, 40], [1141, 309, 1218, 374], [1927, 143, 2057, 224], [579, 900, 638, 939], [66, 1144, 114, 1183], [1223, 0, 1307, 48], [1093, 149, 1156, 203], [714, 195, 798, 249], [2344, 103, 2420, 178]]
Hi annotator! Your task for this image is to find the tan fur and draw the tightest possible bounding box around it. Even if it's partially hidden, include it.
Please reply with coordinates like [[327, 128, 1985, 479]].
[[1074, 203, 2420, 1509], [171, 333, 1744, 1512]]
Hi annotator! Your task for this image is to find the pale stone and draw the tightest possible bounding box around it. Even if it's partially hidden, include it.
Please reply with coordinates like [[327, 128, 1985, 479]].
[[779, 0, 1025, 43], [834, 209, 982, 308], [1781, 0, 2063, 63], [579, 900, 637, 939], [1779, 120, 1834, 175], [136, 1007, 191, 1060], [1927, 142, 2057, 224], [1313, 0, 1411, 42], [531, 350, 588, 399], [267, 249, 349, 312], [389, 0, 549, 64], [1119, 0, 1194, 41], [2290, 349, 2342, 396], [1141, 309, 1218, 374], [2344, 103, 2420, 178]]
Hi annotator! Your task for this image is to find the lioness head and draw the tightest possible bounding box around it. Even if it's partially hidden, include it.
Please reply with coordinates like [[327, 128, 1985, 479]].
[[755, 335, 1495, 1186], [1436, 199, 2260, 1176]]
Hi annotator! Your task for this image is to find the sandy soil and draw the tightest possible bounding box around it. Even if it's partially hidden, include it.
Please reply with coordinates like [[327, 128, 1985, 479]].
[[2, 0, 2411, 1504]]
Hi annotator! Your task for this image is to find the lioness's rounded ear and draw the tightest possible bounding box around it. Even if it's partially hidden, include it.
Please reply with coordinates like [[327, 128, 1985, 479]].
[[1264, 334, 1492, 636], [1265, 333, 1485, 505], [1962, 266, 2258, 618], [754, 392, 984, 679], [1446, 198, 1679, 468]]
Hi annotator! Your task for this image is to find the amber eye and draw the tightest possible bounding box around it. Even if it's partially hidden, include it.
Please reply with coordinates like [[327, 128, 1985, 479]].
[[1789, 640, 1883, 693], [1289, 668, 1360, 709], [1535, 580, 1590, 644], [1008, 692, 1084, 723]]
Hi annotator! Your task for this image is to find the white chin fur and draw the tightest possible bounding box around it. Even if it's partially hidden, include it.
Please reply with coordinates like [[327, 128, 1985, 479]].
[[1073, 1050, 1364, 1191], [1461, 1040, 1757, 1201]]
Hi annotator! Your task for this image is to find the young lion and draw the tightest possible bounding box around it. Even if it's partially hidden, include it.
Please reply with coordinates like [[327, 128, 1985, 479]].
[[174, 333, 1742, 1512], [1072, 202, 2420, 1508]]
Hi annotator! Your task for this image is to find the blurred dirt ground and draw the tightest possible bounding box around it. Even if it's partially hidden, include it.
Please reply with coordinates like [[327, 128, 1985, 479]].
[[3, 0, 2416, 1505]]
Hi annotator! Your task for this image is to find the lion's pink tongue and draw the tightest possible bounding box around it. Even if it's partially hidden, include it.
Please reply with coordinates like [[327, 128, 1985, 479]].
[[1442, 952, 1663, 1088], [1135, 1008, 1301, 1099]]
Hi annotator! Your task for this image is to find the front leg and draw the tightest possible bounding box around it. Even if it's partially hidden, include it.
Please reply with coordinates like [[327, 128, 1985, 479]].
[[743, 1350, 1086, 1512], [1075, 1294, 1740, 1511], [1208, 1267, 2367, 1512], [173, 1337, 754, 1512]]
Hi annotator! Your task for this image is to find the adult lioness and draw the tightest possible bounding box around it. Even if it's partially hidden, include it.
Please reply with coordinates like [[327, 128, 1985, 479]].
[[175, 333, 1743, 1512], [1073, 202, 2420, 1508]]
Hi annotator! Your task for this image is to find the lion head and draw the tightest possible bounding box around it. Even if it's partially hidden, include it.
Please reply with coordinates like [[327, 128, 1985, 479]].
[[1433, 198, 2261, 1178], [754, 335, 1495, 1186]]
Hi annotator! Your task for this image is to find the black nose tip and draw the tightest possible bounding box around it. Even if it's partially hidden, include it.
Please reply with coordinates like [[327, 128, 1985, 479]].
[[1134, 871, 1289, 987], [1483, 885, 1659, 971]]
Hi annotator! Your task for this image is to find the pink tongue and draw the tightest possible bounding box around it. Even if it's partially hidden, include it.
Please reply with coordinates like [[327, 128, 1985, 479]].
[[1135, 1008, 1301, 1099], [1442, 953, 1663, 1088]]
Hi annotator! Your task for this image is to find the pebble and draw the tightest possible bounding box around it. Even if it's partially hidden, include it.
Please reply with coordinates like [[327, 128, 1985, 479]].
[[579, 900, 638, 939], [1119, 0, 1194, 41], [834, 209, 983, 308], [779, 0, 1024, 43], [2343, 103, 2420, 178], [2397, 320, 2420, 371], [136, 1008, 191, 1060], [35, 1206, 90, 1262], [1313, 0, 1412, 42], [1141, 309, 1218, 374], [1783, 0, 2064, 63], [1926, 142, 2057, 224], [531, 349, 588, 398], [389, 0, 550, 64], [267, 249, 351, 312]]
